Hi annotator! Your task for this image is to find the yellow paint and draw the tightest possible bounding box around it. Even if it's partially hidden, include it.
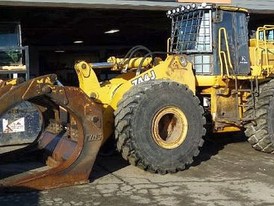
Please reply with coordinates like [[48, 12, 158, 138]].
[[214, 126, 241, 133], [107, 57, 153, 71], [218, 6, 248, 13], [75, 61, 101, 97], [249, 25, 274, 78], [218, 27, 233, 76], [5, 79, 18, 86], [75, 55, 195, 139]]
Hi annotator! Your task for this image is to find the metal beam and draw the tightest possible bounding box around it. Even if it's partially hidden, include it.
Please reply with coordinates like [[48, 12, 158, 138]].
[[0, 0, 180, 10], [231, 0, 274, 13], [0, 0, 274, 12]]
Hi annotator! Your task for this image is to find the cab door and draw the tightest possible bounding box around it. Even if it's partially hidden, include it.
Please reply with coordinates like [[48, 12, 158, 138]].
[[214, 10, 250, 75]]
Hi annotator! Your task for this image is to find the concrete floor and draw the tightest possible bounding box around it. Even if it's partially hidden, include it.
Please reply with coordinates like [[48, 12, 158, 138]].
[[0, 133, 274, 206]]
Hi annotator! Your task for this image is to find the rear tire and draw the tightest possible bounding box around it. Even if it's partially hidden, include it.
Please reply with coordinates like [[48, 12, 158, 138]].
[[244, 79, 274, 153], [114, 80, 206, 174]]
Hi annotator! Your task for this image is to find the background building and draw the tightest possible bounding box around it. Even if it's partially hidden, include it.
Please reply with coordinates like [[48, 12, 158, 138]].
[[0, 0, 273, 83]]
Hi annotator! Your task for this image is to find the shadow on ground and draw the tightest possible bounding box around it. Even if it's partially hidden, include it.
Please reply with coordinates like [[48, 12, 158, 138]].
[[0, 187, 40, 206], [91, 131, 249, 180], [192, 131, 248, 167], [90, 137, 129, 181]]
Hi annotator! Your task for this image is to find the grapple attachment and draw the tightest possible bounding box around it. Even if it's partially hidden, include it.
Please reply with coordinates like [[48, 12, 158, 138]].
[[0, 74, 103, 190]]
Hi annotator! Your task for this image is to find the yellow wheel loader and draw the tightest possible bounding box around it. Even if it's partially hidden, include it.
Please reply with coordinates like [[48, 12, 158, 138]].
[[1, 3, 274, 190]]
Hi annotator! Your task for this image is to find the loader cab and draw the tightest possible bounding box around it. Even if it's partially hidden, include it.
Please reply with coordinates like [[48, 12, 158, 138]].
[[167, 3, 250, 75], [0, 22, 22, 66]]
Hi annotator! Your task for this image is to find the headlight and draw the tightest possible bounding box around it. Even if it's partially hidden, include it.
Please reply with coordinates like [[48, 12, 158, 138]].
[[201, 2, 207, 8]]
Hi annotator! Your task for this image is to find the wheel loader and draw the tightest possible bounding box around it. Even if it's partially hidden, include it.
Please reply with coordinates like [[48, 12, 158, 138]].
[[0, 3, 274, 190]]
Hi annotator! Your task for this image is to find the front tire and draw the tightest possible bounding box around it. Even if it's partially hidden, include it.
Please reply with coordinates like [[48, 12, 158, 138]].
[[114, 80, 206, 174]]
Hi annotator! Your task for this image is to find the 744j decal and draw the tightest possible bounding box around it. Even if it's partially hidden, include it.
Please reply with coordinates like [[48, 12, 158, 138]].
[[131, 70, 156, 86]]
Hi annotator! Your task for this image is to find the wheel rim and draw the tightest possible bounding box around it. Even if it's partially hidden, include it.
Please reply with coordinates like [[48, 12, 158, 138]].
[[152, 106, 188, 149]]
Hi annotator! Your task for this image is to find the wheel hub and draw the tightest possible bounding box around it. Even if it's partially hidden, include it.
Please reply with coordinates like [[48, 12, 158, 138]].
[[152, 106, 188, 149]]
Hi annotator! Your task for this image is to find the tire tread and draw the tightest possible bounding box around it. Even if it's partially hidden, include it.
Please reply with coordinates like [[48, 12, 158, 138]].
[[115, 80, 205, 173]]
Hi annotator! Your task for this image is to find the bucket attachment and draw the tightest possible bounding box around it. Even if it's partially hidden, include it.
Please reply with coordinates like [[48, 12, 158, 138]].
[[0, 74, 103, 190]]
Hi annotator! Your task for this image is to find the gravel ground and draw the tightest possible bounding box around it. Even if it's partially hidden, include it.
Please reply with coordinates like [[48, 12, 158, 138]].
[[0, 133, 274, 206]]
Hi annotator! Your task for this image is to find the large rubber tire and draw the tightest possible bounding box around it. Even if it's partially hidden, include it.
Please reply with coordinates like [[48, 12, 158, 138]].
[[244, 79, 274, 153], [114, 80, 206, 174]]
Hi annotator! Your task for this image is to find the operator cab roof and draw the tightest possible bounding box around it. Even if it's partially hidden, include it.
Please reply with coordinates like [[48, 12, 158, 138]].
[[166, 3, 248, 18]]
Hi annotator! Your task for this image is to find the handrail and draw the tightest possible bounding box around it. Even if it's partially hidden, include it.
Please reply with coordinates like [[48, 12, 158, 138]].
[[255, 25, 274, 75], [218, 27, 233, 76], [167, 38, 171, 54]]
